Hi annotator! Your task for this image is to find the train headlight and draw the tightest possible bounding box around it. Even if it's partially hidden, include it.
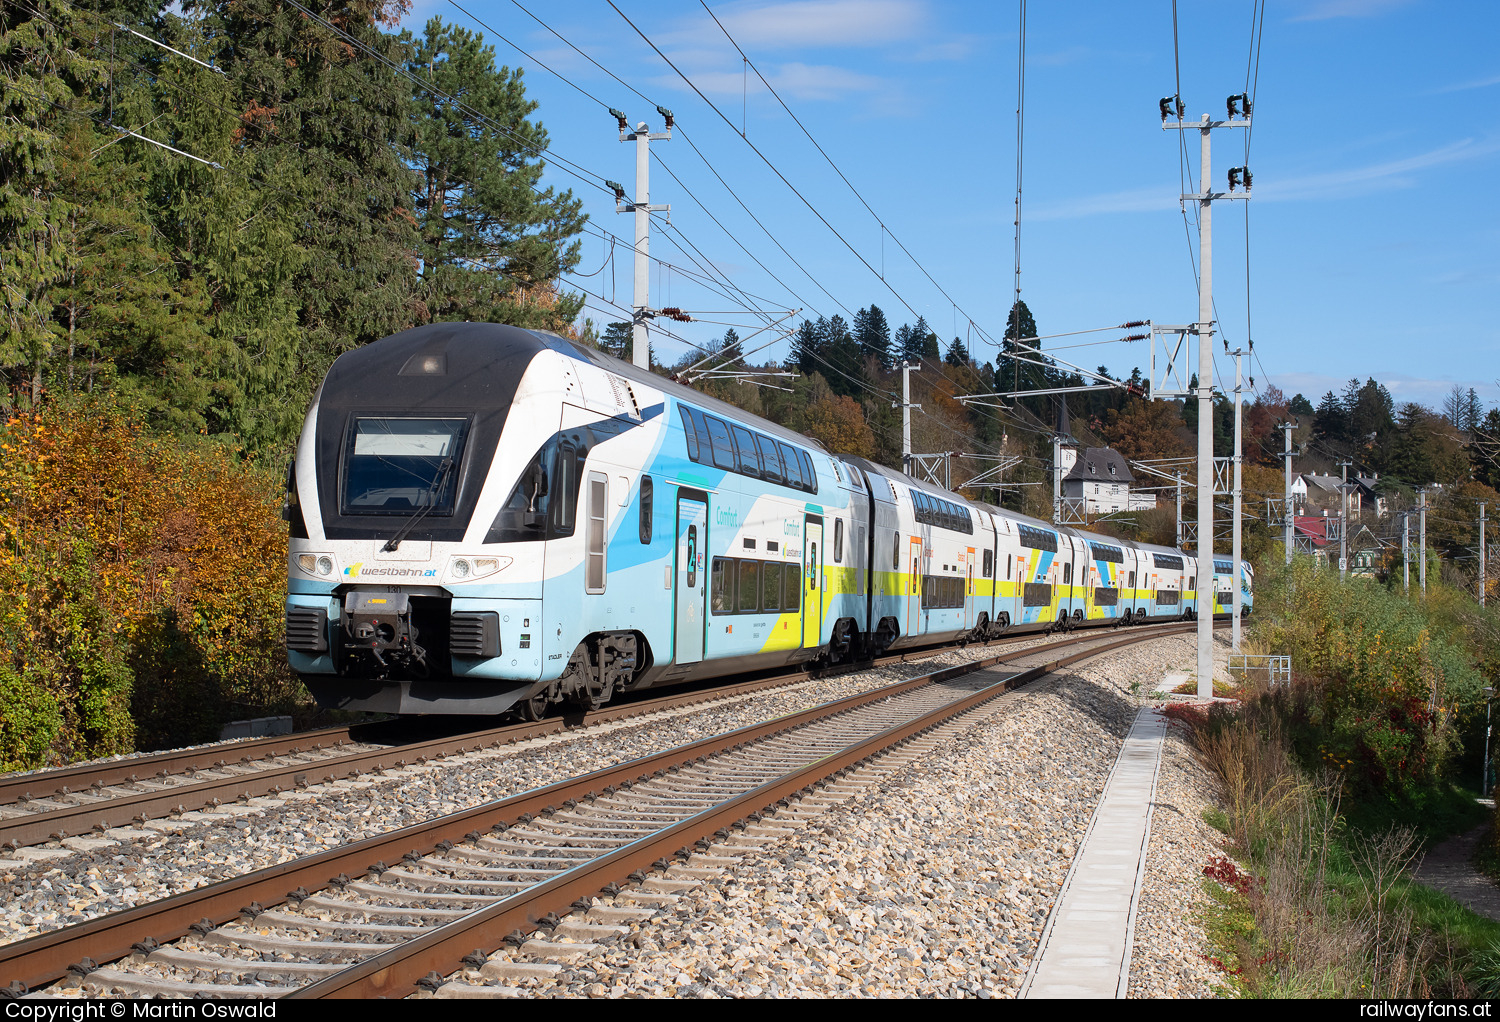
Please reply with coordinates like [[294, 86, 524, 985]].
[[447, 555, 510, 582], [296, 553, 337, 577]]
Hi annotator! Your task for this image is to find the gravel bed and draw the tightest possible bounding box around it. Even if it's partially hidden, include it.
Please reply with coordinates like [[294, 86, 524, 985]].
[[1126, 699, 1228, 998], [1, 635, 1067, 948], [435, 632, 1232, 999]]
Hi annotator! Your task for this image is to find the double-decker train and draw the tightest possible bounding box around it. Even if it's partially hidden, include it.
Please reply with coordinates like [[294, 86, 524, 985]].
[[283, 322, 1251, 717]]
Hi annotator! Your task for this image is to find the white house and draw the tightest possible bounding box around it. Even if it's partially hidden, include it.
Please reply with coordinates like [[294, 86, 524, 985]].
[[1058, 447, 1153, 513]]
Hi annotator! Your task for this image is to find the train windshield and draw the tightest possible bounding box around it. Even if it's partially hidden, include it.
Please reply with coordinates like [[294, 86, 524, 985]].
[[342, 417, 469, 515]]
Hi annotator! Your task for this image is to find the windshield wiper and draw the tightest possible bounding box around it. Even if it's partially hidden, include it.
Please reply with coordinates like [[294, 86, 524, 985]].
[[382, 457, 453, 552]]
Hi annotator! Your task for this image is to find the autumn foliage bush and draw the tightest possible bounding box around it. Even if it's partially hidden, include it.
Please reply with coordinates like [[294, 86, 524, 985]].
[[1253, 558, 1485, 802], [0, 400, 296, 767]]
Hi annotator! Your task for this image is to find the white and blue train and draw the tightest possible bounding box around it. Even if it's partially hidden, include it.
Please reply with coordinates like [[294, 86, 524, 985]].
[[283, 322, 1252, 717]]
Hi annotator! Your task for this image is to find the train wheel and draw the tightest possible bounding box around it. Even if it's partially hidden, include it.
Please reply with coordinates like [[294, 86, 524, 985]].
[[516, 690, 550, 722]]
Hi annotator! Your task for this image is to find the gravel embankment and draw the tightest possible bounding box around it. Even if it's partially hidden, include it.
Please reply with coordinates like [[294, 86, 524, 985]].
[[425, 633, 1234, 999], [0, 638, 1061, 947], [13, 630, 1237, 1000]]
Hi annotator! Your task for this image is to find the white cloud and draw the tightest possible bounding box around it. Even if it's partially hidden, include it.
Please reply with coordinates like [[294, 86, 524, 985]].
[[1289, 0, 1416, 22], [1028, 186, 1178, 221], [1031, 138, 1499, 220], [1431, 73, 1500, 95], [1256, 138, 1500, 202], [701, 0, 928, 49]]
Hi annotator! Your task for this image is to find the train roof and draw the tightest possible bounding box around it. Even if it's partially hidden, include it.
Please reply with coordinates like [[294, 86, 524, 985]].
[[534, 328, 833, 456]]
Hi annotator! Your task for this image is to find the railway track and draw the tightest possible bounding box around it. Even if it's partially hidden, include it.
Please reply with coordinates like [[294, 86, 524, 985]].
[[0, 621, 1212, 998], [0, 624, 1163, 853]]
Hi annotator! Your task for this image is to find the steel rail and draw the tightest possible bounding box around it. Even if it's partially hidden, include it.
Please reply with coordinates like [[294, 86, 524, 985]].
[[0, 725, 365, 807], [0, 622, 1207, 994], [0, 623, 1138, 850], [297, 626, 1181, 998]]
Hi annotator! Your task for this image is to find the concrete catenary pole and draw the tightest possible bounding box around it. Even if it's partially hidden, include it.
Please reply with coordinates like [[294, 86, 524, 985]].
[[1419, 489, 1428, 598], [1193, 117, 1216, 697], [1402, 510, 1410, 593], [1164, 102, 1249, 697], [1481, 502, 1488, 608], [1339, 459, 1353, 580], [612, 110, 671, 369], [1282, 421, 1295, 565], [897, 361, 921, 475], [1231, 348, 1244, 651]]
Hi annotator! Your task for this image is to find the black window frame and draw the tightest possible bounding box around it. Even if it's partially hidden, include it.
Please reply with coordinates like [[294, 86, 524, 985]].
[[757, 434, 784, 483], [705, 416, 736, 471], [731, 424, 762, 477], [679, 407, 698, 461], [738, 559, 760, 614], [762, 562, 782, 612], [639, 475, 653, 544]]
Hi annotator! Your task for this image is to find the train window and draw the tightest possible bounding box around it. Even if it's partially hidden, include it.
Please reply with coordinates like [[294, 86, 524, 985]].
[[689, 408, 713, 462], [638, 476, 653, 544], [1007, 554, 1012, 580], [1063, 563, 1072, 586], [783, 563, 800, 610], [893, 532, 900, 569], [779, 442, 804, 489], [551, 443, 579, 535], [798, 449, 818, 493], [732, 425, 762, 477], [807, 544, 818, 589], [834, 519, 844, 563], [711, 558, 735, 614], [738, 559, 760, 613], [342, 417, 468, 516], [705, 416, 736, 471], [757, 435, 784, 483], [679, 408, 698, 461], [983, 550, 994, 578], [1189, 576, 1196, 591], [1129, 570, 1136, 588], [762, 562, 782, 612], [586, 473, 607, 593]]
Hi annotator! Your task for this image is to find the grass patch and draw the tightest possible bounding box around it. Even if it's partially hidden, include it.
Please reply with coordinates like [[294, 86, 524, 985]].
[[1180, 689, 1498, 997]]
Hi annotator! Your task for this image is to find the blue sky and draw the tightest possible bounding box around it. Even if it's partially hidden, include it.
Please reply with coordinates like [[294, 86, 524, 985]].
[[398, 0, 1499, 411]]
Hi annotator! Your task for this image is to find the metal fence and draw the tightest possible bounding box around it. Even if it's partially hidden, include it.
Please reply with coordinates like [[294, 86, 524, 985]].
[[1228, 653, 1292, 689]]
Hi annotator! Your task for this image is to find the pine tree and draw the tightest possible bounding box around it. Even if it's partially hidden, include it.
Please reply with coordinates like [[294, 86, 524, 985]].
[[0, 0, 104, 411], [824, 314, 863, 397], [405, 18, 584, 329], [791, 318, 826, 376], [902, 316, 932, 363], [601, 321, 631, 360], [853, 305, 891, 370], [944, 336, 970, 368]]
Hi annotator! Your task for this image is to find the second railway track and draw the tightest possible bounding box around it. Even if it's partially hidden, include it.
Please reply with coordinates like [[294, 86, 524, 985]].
[[0, 624, 1175, 854], [1, 622, 1212, 998]]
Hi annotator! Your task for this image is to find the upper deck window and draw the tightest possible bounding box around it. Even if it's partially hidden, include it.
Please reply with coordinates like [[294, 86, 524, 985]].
[[342, 417, 468, 516]]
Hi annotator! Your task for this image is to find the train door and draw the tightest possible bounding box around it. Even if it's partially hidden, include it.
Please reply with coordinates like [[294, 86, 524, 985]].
[[906, 535, 923, 637], [675, 496, 707, 665], [964, 546, 976, 628], [802, 516, 824, 649]]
